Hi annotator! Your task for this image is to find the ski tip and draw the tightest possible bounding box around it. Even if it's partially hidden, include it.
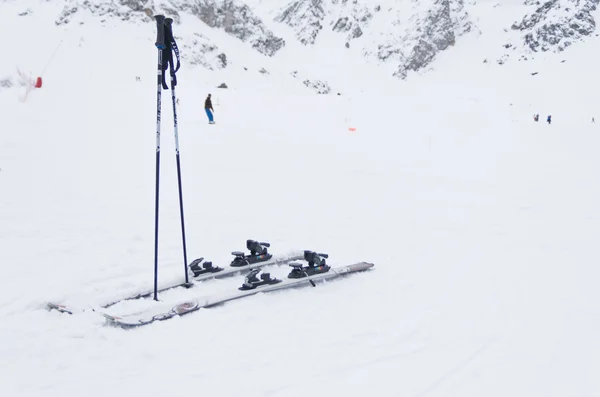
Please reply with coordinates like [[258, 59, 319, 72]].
[[46, 302, 74, 315], [354, 262, 375, 271], [103, 313, 125, 327], [336, 262, 375, 275]]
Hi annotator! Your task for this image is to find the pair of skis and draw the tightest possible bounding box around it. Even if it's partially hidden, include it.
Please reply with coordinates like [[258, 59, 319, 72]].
[[46, 240, 303, 314], [104, 257, 374, 328], [46, 247, 375, 327]]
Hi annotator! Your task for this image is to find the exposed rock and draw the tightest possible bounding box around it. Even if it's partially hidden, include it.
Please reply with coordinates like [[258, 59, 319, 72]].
[[217, 83, 228, 88], [120, 0, 147, 11], [217, 53, 227, 68], [393, 0, 472, 78], [56, 6, 78, 25], [180, 0, 285, 56], [54, 1, 284, 56], [56, 0, 154, 25], [277, 0, 471, 79], [276, 0, 373, 45], [511, 0, 600, 52], [180, 32, 226, 70], [275, 0, 326, 45], [497, 54, 509, 65], [329, 0, 372, 43], [303, 79, 331, 94]]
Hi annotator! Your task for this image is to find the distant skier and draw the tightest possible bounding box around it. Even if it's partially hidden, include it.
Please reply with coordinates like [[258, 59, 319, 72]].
[[205, 93, 215, 124], [533, 114, 539, 122], [592, 117, 595, 123], [547, 115, 552, 124]]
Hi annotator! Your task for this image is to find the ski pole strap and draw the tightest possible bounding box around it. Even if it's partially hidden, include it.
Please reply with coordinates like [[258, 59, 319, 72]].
[[165, 19, 181, 73], [161, 18, 181, 89]]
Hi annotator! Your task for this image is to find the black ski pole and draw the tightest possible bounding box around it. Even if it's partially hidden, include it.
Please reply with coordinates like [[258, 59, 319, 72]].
[[153, 14, 166, 301], [163, 18, 190, 286]]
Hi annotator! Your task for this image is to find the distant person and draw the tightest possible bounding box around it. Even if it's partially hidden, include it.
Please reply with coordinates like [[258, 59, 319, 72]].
[[533, 114, 539, 122], [547, 115, 552, 124], [205, 93, 215, 124], [592, 117, 595, 123]]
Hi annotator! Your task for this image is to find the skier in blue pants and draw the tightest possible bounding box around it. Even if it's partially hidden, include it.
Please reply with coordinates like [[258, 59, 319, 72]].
[[205, 94, 215, 124]]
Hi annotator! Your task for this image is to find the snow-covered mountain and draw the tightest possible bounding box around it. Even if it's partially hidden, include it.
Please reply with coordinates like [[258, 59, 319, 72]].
[[271, 0, 473, 79], [4, 0, 600, 89]]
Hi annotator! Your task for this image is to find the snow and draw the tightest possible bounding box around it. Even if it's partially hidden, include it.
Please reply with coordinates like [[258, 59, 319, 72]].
[[1, 0, 600, 396]]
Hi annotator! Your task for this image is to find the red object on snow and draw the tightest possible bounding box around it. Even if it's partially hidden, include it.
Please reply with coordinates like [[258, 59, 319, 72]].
[[34, 77, 42, 88]]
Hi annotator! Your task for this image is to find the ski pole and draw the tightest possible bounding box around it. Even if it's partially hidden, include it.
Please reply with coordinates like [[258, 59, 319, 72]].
[[163, 18, 190, 286], [153, 14, 166, 301]]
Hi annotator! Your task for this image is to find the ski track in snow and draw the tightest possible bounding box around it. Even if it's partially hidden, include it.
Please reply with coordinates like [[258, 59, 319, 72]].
[[1, 1, 600, 396]]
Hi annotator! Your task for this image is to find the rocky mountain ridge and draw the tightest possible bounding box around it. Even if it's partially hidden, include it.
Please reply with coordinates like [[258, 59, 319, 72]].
[[6, 0, 600, 91], [511, 0, 599, 53]]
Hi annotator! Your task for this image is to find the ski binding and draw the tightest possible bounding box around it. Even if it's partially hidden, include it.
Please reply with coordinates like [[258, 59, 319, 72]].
[[230, 239, 273, 267], [238, 268, 282, 291]]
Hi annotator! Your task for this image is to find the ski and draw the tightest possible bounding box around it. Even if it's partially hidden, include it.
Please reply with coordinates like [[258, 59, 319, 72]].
[[105, 249, 304, 305], [103, 260, 375, 328], [45, 241, 303, 314]]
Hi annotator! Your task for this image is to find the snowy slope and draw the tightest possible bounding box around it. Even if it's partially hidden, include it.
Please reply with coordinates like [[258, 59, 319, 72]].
[[1, 0, 600, 396]]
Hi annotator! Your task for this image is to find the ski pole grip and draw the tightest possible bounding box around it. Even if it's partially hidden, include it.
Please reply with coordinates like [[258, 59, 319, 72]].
[[164, 18, 173, 38], [154, 15, 166, 49]]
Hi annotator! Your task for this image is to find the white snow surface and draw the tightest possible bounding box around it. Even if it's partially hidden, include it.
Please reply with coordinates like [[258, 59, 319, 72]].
[[1, 0, 600, 396]]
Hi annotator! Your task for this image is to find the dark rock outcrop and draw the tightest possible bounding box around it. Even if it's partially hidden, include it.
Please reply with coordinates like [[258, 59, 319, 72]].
[[275, 0, 326, 45], [511, 0, 600, 52]]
